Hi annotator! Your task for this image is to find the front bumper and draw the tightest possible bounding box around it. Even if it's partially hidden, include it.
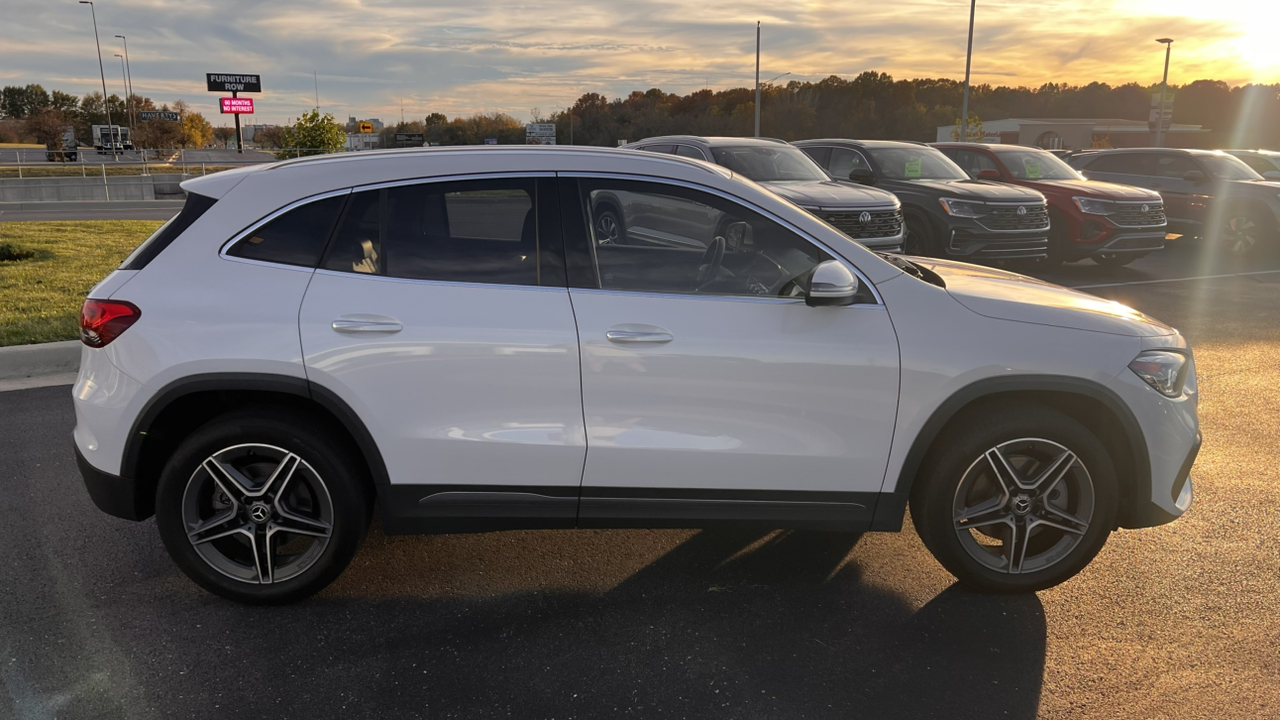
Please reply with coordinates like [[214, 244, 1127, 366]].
[[947, 226, 1049, 260], [75, 443, 150, 521]]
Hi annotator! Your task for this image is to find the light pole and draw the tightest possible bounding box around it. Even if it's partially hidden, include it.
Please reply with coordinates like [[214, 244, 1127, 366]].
[[114, 55, 128, 113], [79, 1, 115, 159], [960, 0, 977, 142], [1155, 38, 1174, 148], [754, 21, 761, 137], [115, 35, 135, 129]]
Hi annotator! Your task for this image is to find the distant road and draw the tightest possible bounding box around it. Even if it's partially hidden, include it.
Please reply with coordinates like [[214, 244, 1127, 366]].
[[0, 206, 180, 222]]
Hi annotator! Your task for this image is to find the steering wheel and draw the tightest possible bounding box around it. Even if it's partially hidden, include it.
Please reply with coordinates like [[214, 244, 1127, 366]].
[[695, 236, 726, 290]]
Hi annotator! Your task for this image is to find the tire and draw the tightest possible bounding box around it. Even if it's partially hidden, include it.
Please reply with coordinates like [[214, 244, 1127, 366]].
[[1091, 252, 1141, 267], [593, 203, 625, 245], [909, 402, 1118, 593], [155, 407, 371, 604], [903, 210, 939, 257]]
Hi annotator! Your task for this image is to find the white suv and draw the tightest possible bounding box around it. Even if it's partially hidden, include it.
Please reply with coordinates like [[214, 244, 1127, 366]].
[[73, 146, 1199, 604]]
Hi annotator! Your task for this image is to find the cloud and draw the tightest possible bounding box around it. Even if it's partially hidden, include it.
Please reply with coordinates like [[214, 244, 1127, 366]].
[[0, 0, 1264, 127]]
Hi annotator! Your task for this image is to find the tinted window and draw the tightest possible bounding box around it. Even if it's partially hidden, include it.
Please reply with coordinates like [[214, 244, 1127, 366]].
[[1083, 153, 1153, 175], [798, 146, 830, 166], [639, 144, 676, 154], [1199, 155, 1262, 180], [227, 195, 345, 267], [1153, 154, 1198, 179], [864, 146, 968, 180], [673, 144, 706, 160], [997, 150, 1082, 180], [828, 147, 872, 179], [324, 178, 539, 286], [710, 145, 829, 181], [943, 149, 999, 179], [120, 192, 217, 270], [579, 179, 832, 298]]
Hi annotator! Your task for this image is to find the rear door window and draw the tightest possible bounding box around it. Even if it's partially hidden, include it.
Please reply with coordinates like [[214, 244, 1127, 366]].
[[828, 147, 872, 179], [323, 178, 546, 287], [1084, 153, 1154, 176], [638, 144, 676, 154], [226, 194, 346, 267], [1153, 154, 1198, 179], [673, 145, 707, 160]]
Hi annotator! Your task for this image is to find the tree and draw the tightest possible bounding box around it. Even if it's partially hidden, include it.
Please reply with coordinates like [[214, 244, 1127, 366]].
[[182, 111, 214, 148], [22, 109, 71, 146], [212, 126, 237, 148], [134, 117, 182, 149], [1, 84, 50, 119], [254, 125, 286, 149], [279, 109, 346, 158]]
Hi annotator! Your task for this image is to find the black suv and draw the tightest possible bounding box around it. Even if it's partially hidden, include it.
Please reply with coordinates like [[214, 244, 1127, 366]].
[[794, 139, 1050, 261], [1068, 148, 1280, 255]]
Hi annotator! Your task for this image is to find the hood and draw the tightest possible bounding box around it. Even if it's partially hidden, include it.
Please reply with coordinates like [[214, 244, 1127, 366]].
[[1019, 178, 1162, 200], [909, 257, 1176, 337], [895, 179, 1045, 202], [761, 180, 898, 209]]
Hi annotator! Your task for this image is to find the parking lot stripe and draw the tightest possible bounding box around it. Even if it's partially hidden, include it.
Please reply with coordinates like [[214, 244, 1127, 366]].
[[1071, 269, 1280, 289]]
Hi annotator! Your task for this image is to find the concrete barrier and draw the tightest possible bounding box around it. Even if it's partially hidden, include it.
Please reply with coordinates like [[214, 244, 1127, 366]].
[[0, 175, 196, 202]]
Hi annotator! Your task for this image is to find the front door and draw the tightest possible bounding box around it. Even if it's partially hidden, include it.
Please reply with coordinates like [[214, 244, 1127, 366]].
[[299, 176, 585, 532], [561, 177, 901, 530]]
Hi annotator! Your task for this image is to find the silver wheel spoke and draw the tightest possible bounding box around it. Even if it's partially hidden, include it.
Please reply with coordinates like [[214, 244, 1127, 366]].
[[188, 513, 249, 546], [272, 509, 331, 538], [1005, 519, 1029, 574], [1036, 505, 1090, 535], [954, 495, 1009, 531], [985, 447, 1022, 493], [1029, 449, 1077, 494], [259, 453, 300, 499], [249, 530, 273, 584], [203, 458, 256, 497]]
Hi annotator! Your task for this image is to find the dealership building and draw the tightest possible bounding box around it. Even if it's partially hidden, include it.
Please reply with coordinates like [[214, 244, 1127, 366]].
[[935, 118, 1211, 150]]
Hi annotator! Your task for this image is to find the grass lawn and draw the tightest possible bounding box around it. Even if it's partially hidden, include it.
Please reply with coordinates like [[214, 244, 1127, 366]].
[[0, 220, 162, 346]]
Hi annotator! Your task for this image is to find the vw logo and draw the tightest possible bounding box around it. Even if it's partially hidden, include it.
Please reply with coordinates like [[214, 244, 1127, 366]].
[[1142, 204, 1150, 213], [858, 211, 872, 224], [1017, 206, 1027, 216]]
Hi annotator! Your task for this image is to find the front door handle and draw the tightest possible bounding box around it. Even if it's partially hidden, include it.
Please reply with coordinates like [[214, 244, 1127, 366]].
[[332, 318, 403, 333], [606, 328, 673, 344]]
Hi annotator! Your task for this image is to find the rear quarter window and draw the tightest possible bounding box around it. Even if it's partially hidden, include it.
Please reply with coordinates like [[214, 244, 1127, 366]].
[[226, 194, 347, 267], [119, 193, 217, 270]]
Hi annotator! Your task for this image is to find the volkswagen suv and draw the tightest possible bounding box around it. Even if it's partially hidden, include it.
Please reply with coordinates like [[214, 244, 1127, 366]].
[[74, 146, 1199, 604]]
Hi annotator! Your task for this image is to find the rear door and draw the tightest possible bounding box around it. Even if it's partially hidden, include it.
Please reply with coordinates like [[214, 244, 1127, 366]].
[[561, 176, 901, 530], [298, 175, 585, 531]]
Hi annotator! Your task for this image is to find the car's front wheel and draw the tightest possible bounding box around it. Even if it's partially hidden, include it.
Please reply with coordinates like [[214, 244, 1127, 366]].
[[155, 408, 371, 604], [910, 403, 1118, 593]]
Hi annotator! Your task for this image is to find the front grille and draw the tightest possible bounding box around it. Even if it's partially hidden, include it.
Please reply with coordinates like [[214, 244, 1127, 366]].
[[1112, 202, 1166, 227], [822, 209, 902, 239], [978, 204, 1050, 231]]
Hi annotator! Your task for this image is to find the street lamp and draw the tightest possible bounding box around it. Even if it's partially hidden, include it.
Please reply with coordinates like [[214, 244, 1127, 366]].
[[79, 1, 115, 159], [754, 21, 761, 137], [1155, 38, 1174, 148], [960, 0, 977, 143], [115, 35, 135, 129]]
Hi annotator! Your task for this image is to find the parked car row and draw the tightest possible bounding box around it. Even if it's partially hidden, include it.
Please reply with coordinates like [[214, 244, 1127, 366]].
[[625, 135, 1280, 265]]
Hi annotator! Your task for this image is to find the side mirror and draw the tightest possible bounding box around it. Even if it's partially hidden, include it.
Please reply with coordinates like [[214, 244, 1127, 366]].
[[1263, 171, 1280, 181], [978, 168, 1002, 180], [1183, 170, 1207, 183], [848, 167, 876, 185], [806, 260, 860, 307]]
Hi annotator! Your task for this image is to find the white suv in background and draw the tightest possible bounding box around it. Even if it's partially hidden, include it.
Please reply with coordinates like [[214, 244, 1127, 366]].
[[73, 146, 1199, 604]]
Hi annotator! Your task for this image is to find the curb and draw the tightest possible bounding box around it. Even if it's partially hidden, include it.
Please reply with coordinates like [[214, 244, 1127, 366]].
[[0, 340, 81, 384]]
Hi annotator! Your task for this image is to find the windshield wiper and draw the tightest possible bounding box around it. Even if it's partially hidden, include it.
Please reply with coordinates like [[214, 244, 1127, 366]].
[[875, 252, 946, 288]]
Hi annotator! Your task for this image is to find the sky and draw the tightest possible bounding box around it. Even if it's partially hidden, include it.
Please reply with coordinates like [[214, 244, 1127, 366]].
[[1, 0, 1276, 127]]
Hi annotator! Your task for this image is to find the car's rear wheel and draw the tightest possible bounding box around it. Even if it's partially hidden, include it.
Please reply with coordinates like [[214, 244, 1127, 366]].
[[1218, 207, 1272, 256], [155, 408, 371, 604], [903, 210, 938, 257], [910, 403, 1118, 593]]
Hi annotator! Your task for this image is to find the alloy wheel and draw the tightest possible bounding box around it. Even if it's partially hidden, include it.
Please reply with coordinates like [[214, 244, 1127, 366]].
[[952, 438, 1095, 575], [595, 211, 621, 244], [181, 443, 334, 585], [1223, 215, 1259, 254]]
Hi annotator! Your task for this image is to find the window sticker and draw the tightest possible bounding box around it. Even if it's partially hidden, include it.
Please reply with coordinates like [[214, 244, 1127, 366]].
[[905, 158, 922, 178], [1025, 160, 1043, 179]]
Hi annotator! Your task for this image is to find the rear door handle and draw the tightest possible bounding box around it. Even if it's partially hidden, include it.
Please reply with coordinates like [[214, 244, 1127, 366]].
[[606, 327, 673, 344], [332, 318, 403, 333]]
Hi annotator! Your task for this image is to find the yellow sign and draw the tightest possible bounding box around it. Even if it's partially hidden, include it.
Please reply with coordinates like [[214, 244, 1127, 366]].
[[359, 122, 374, 134]]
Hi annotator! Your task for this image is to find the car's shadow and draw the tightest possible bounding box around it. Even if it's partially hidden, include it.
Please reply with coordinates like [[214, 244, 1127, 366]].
[[68, 526, 1046, 719]]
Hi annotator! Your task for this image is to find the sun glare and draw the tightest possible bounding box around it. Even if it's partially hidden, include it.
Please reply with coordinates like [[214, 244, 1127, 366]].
[[1133, 0, 1280, 81]]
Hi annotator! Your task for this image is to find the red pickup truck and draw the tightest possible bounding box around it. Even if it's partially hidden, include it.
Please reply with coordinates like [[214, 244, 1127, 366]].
[[932, 143, 1167, 267]]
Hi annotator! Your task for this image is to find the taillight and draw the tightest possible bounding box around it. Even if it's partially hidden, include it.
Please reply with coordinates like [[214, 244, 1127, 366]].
[[80, 299, 141, 348]]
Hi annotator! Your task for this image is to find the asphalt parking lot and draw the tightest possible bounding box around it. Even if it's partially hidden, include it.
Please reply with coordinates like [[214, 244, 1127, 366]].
[[2, 238, 1277, 719]]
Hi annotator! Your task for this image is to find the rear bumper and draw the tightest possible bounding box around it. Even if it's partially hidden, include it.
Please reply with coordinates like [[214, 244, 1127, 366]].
[[75, 443, 150, 521]]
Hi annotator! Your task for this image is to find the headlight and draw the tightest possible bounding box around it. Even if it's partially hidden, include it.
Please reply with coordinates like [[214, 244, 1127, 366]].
[[939, 198, 987, 217], [1073, 197, 1116, 215], [1129, 350, 1189, 397]]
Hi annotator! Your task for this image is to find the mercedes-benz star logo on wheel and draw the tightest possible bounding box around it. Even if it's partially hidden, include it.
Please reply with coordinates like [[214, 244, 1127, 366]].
[[859, 211, 872, 224], [249, 502, 271, 524], [1017, 206, 1027, 215]]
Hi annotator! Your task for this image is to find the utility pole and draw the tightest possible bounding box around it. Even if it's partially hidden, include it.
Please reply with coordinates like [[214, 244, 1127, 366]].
[[754, 21, 761, 138], [1155, 38, 1174, 148], [960, 0, 976, 142], [80, 1, 116, 161], [314, 71, 320, 111], [115, 36, 135, 129]]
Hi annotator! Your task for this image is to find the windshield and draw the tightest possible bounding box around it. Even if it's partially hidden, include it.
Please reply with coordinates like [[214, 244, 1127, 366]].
[[710, 145, 830, 182], [865, 146, 968, 181], [997, 150, 1083, 180], [1201, 155, 1264, 181]]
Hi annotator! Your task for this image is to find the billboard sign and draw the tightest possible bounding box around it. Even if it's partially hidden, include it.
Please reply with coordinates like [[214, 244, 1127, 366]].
[[395, 133, 425, 146], [140, 111, 180, 122], [219, 97, 255, 114], [206, 73, 262, 93], [526, 123, 556, 145], [484, 138, 498, 145]]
